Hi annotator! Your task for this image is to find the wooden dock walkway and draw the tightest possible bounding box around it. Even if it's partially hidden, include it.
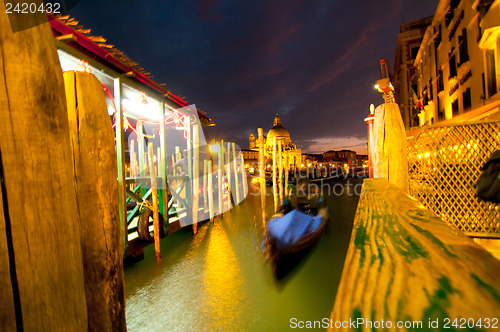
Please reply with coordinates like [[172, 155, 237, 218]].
[[330, 178, 500, 330]]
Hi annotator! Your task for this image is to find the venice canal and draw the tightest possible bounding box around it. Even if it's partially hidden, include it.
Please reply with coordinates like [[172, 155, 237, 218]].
[[124, 177, 363, 331]]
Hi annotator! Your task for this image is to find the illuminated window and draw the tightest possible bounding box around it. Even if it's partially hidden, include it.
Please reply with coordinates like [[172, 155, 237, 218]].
[[438, 108, 445, 121], [434, 24, 442, 46], [411, 46, 420, 60], [463, 88, 471, 111], [437, 70, 444, 92], [452, 99, 459, 116], [449, 54, 457, 78], [458, 29, 469, 65], [486, 49, 497, 97]]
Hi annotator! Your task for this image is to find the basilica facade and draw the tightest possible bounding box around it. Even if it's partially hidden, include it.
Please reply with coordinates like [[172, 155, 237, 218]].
[[248, 114, 302, 167]]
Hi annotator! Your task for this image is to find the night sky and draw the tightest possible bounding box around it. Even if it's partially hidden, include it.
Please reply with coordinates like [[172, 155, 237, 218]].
[[70, 0, 438, 154]]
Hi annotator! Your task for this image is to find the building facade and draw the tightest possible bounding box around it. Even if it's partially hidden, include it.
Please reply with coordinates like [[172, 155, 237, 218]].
[[247, 114, 302, 167], [410, 0, 500, 127], [322, 149, 358, 166], [393, 16, 434, 129]]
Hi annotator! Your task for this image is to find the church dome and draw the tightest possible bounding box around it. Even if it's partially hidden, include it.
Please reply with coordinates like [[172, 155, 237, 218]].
[[267, 114, 290, 139]]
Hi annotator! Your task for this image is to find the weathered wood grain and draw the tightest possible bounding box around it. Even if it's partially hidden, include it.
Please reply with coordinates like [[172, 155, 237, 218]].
[[330, 178, 500, 330], [0, 161, 17, 331], [64, 71, 126, 331], [0, 7, 88, 331], [372, 103, 409, 193]]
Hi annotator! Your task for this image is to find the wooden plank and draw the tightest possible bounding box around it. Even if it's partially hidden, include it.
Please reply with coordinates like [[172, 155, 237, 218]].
[[0, 156, 17, 331], [64, 71, 126, 331], [330, 178, 500, 330], [0, 7, 87, 330]]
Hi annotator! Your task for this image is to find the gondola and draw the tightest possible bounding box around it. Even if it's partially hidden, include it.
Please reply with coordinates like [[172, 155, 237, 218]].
[[263, 190, 329, 279]]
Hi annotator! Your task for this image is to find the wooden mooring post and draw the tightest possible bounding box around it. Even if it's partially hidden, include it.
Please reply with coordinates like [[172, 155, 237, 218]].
[[65, 70, 127, 330], [284, 153, 289, 199], [203, 159, 208, 213], [278, 140, 283, 206], [258, 128, 267, 221], [232, 142, 240, 204], [226, 141, 232, 204], [148, 143, 161, 262], [0, 14, 88, 330], [218, 141, 223, 216], [0, 11, 129, 329], [239, 153, 247, 198], [191, 124, 200, 234], [272, 137, 278, 212], [207, 160, 215, 222], [372, 102, 408, 192]]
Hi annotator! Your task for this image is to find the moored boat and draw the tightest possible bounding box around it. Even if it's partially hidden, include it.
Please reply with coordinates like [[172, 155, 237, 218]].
[[263, 190, 329, 279]]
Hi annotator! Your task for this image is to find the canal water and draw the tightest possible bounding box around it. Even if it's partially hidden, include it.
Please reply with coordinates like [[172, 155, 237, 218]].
[[124, 178, 363, 331]]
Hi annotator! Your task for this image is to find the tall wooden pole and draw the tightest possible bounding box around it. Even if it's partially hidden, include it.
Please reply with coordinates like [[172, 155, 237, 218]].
[[114, 77, 128, 256], [0, 16, 90, 329], [137, 121, 144, 177], [208, 160, 215, 222], [240, 154, 247, 198], [284, 152, 289, 199], [278, 140, 283, 206], [226, 141, 232, 207], [232, 143, 240, 204], [66, 71, 127, 331], [218, 141, 223, 216], [130, 140, 136, 178], [364, 104, 375, 178], [175, 146, 181, 163], [148, 143, 161, 263], [192, 124, 199, 234], [203, 159, 208, 213], [258, 128, 266, 221], [185, 116, 192, 214], [159, 102, 169, 233], [272, 137, 278, 212]]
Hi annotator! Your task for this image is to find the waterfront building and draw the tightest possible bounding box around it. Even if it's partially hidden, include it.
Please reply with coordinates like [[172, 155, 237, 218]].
[[247, 114, 302, 167], [240, 149, 259, 172], [322, 149, 358, 166], [301, 154, 323, 167], [393, 16, 434, 129], [402, 0, 500, 128]]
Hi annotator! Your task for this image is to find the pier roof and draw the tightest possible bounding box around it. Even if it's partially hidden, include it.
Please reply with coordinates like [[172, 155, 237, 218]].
[[49, 14, 214, 126]]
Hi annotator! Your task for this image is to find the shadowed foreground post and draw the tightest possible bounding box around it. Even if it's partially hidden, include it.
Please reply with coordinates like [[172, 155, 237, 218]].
[[64, 71, 126, 331], [329, 178, 500, 330], [0, 8, 88, 330]]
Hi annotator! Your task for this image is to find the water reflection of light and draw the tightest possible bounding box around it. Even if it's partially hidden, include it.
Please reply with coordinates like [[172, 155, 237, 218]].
[[202, 224, 243, 331]]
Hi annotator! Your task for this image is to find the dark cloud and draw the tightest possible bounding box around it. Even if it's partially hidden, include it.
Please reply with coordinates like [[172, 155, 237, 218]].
[[70, 0, 438, 153]]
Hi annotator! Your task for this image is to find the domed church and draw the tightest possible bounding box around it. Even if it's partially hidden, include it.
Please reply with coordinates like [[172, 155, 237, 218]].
[[249, 113, 302, 167]]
